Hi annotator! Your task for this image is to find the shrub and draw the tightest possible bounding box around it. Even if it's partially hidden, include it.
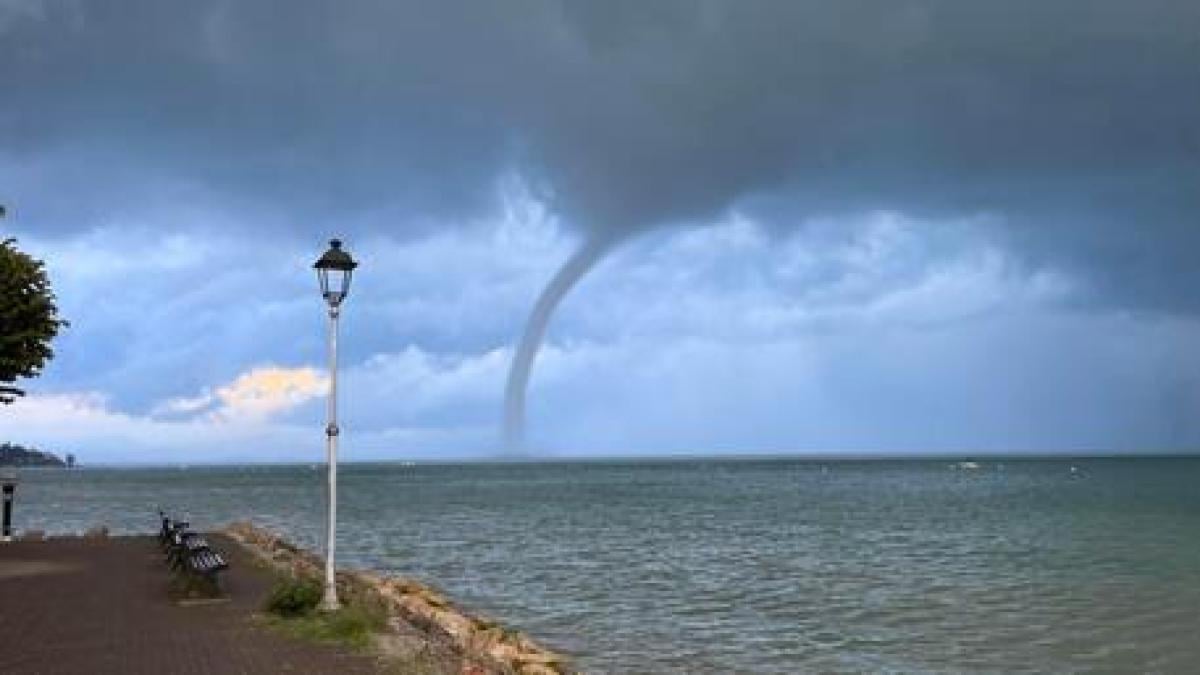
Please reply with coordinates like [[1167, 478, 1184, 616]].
[[265, 577, 323, 617]]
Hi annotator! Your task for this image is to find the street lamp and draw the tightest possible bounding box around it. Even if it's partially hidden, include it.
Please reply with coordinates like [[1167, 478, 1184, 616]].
[[313, 238, 358, 611]]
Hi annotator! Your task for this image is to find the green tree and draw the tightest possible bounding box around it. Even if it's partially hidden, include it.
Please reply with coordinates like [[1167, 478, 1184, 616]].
[[0, 208, 67, 404]]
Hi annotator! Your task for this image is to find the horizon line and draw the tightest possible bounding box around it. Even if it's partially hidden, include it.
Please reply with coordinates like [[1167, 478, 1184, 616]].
[[29, 449, 1200, 469]]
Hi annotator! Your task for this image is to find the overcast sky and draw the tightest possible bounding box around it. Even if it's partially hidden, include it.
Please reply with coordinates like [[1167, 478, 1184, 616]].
[[2, 0, 1198, 463]]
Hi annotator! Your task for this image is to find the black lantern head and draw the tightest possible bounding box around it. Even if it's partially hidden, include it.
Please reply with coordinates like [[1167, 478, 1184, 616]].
[[314, 238, 358, 306]]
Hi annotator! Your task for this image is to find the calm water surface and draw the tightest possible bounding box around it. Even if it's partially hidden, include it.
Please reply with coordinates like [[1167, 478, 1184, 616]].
[[11, 458, 1200, 673]]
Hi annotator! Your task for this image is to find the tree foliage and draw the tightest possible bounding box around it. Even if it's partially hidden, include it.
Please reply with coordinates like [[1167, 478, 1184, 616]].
[[0, 236, 67, 404]]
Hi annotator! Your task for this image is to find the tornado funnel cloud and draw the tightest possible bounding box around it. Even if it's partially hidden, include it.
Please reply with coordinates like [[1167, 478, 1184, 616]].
[[504, 236, 614, 451]]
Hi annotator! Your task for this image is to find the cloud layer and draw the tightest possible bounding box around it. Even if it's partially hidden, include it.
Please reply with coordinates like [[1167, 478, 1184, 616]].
[[5, 2, 1200, 304], [2, 2, 1198, 460], [3, 210, 1198, 462]]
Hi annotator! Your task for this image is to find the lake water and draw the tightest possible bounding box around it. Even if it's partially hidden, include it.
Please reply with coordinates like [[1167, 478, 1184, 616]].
[[8, 458, 1200, 673]]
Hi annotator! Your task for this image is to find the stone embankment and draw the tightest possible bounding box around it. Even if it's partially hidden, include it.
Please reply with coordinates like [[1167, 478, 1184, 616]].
[[222, 522, 572, 675]]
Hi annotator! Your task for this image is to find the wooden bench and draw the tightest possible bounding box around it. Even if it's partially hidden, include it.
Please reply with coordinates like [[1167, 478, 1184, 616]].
[[158, 512, 230, 587]]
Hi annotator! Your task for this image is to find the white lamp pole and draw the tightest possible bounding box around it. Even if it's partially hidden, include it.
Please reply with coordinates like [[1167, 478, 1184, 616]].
[[313, 239, 357, 612]]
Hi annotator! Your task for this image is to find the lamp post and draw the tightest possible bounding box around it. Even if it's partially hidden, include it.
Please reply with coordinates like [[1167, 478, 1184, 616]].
[[1, 471, 17, 543], [313, 238, 358, 611]]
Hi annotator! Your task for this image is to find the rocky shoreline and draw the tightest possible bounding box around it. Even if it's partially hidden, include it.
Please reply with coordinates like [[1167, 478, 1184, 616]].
[[222, 521, 573, 675]]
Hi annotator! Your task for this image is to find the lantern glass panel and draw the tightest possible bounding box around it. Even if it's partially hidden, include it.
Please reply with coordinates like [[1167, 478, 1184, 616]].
[[317, 268, 330, 297]]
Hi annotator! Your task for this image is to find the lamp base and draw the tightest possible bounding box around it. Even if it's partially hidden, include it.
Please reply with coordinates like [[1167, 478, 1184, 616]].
[[318, 587, 340, 612]]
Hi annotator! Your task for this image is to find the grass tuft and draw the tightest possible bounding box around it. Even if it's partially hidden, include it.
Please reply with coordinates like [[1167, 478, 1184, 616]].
[[262, 604, 386, 650]]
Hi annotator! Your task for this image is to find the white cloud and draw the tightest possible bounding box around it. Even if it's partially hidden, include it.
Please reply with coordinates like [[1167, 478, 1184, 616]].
[[519, 312, 1200, 455], [0, 391, 312, 462], [0, 385, 492, 464], [208, 366, 328, 422], [151, 365, 329, 423], [151, 392, 215, 417], [345, 346, 509, 424], [568, 210, 1078, 345]]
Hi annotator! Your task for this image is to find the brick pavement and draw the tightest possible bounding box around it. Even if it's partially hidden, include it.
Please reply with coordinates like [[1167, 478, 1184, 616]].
[[0, 535, 383, 674]]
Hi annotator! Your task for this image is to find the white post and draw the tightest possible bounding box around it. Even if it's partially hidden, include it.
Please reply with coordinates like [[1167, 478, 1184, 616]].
[[320, 304, 341, 611]]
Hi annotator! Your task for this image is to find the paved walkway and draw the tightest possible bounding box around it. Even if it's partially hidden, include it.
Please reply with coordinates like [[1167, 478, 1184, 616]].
[[0, 535, 383, 674]]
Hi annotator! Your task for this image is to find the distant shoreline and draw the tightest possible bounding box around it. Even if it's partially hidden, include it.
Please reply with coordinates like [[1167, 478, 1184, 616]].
[[33, 452, 1200, 470], [0, 443, 69, 468]]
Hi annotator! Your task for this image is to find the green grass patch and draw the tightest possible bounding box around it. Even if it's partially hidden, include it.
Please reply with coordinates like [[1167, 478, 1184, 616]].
[[261, 576, 387, 651], [259, 576, 463, 673], [262, 604, 386, 650]]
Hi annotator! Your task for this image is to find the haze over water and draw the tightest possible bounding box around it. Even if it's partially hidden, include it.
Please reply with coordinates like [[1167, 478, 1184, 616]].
[[15, 458, 1200, 673]]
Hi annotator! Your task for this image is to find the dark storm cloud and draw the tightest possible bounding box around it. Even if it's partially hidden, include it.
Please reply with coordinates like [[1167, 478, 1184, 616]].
[[3, 0, 1199, 306]]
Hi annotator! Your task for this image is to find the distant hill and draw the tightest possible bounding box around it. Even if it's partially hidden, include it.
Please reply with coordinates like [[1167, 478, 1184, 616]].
[[0, 443, 68, 467]]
